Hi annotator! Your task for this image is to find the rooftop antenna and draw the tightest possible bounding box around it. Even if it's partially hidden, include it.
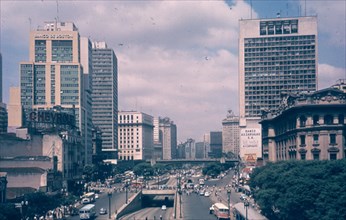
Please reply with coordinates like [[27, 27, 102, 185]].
[[28, 18, 32, 31], [250, 0, 253, 19], [56, 0, 59, 22]]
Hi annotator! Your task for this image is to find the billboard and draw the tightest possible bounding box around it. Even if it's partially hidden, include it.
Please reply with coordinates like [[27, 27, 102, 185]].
[[240, 128, 262, 163]]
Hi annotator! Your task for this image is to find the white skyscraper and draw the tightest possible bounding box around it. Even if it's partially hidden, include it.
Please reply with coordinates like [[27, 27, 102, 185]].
[[238, 16, 318, 163]]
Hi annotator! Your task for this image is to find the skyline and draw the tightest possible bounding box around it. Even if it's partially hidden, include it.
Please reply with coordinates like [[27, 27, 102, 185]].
[[1, 0, 345, 142]]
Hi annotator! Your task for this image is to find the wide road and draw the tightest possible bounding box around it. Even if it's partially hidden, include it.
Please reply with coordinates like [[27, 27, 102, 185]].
[[180, 192, 216, 220], [67, 189, 134, 220], [119, 207, 174, 220]]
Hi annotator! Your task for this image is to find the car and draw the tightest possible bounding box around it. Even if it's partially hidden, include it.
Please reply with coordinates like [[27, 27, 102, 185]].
[[161, 205, 167, 211], [209, 204, 215, 214], [99, 208, 107, 215], [204, 191, 210, 197], [95, 194, 99, 199], [240, 194, 247, 200]]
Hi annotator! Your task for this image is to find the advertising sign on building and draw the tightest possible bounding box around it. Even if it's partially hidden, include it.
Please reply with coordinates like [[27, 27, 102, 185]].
[[240, 128, 262, 163]]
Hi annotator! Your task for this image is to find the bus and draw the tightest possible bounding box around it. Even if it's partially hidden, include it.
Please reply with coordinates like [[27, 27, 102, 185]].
[[213, 203, 230, 220], [79, 204, 96, 220], [233, 202, 268, 220], [82, 192, 96, 204]]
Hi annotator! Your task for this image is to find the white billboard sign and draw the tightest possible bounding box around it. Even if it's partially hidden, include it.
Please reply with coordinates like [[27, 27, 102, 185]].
[[240, 128, 262, 163]]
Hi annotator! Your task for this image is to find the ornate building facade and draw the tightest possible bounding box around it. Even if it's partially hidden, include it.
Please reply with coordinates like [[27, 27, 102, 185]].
[[261, 87, 346, 162]]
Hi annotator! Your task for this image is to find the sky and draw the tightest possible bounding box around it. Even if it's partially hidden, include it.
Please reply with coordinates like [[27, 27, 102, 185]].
[[0, 0, 345, 143]]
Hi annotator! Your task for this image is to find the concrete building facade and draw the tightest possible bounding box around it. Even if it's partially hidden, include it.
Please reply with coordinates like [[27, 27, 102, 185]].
[[209, 131, 222, 158], [222, 110, 240, 156], [91, 42, 118, 152], [159, 117, 177, 160], [19, 21, 93, 164], [238, 16, 318, 163], [118, 111, 153, 160], [260, 86, 346, 162]]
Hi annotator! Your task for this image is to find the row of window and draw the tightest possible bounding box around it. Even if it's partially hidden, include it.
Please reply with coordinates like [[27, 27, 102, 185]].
[[299, 114, 344, 127], [300, 133, 336, 146]]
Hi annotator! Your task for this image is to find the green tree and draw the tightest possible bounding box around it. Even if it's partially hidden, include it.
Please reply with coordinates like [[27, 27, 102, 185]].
[[0, 203, 21, 220], [202, 163, 222, 177], [250, 159, 346, 220], [133, 162, 154, 177]]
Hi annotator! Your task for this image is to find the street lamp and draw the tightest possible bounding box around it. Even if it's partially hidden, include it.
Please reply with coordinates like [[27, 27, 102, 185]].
[[108, 190, 112, 219], [177, 173, 182, 218], [125, 181, 129, 204], [21, 200, 29, 220], [244, 199, 250, 220], [227, 189, 231, 217], [157, 169, 160, 189]]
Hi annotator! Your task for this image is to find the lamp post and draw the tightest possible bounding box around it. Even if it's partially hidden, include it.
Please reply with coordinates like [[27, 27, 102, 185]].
[[108, 190, 112, 219], [227, 189, 231, 217], [125, 181, 129, 204], [244, 199, 249, 220], [157, 169, 160, 189], [178, 173, 182, 218], [21, 200, 29, 220]]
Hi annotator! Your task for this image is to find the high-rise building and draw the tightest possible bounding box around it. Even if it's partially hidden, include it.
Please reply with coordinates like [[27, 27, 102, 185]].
[[209, 131, 222, 158], [19, 21, 93, 165], [118, 111, 153, 160], [222, 110, 240, 156], [159, 117, 177, 160], [239, 16, 318, 118], [7, 87, 22, 133], [184, 138, 195, 159], [91, 42, 118, 152], [0, 53, 7, 134], [195, 142, 204, 159], [238, 16, 318, 163]]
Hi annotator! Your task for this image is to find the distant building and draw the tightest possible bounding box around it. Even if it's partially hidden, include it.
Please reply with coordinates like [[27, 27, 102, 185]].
[[0, 172, 7, 203], [175, 143, 183, 159], [7, 87, 22, 133], [331, 79, 346, 92], [222, 110, 240, 156], [118, 111, 153, 160], [0, 103, 7, 134], [260, 86, 346, 162], [209, 131, 222, 158], [195, 142, 205, 159], [203, 133, 210, 158], [0, 53, 2, 103], [91, 42, 118, 152], [159, 117, 177, 160], [184, 138, 195, 159]]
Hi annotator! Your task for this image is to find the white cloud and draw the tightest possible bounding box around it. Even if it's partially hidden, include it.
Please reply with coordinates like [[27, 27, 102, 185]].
[[2, 0, 343, 142], [318, 64, 345, 89]]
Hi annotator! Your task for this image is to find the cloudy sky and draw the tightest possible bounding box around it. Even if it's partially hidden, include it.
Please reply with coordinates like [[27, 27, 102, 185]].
[[1, 0, 345, 142]]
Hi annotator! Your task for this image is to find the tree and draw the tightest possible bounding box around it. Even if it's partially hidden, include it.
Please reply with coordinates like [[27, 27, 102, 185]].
[[133, 162, 154, 177], [0, 203, 21, 220], [202, 163, 222, 177], [249, 159, 346, 220]]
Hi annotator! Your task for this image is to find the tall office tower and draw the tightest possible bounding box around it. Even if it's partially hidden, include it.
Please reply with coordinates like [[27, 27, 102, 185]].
[[222, 110, 240, 156], [153, 117, 163, 159], [19, 21, 93, 165], [0, 53, 2, 103], [118, 111, 153, 160], [239, 16, 317, 118], [184, 138, 195, 159], [209, 131, 222, 158], [91, 41, 118, 154], [195, 142, 205, 159], [203, 133, 210, 158], [7, 87, 22, 133], [238, 16, 318, 162], [0, 53, 7, 134], [159, 117, 177, 160]]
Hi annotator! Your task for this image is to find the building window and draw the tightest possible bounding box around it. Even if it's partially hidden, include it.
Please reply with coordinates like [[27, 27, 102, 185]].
[[300, 135, 306, 146], [313, 153, 319, 160], [330, 134, 336, 145], [313, 134, 319, 145], [313, 115, 319, 125], [330, 153, 337, 160], [301, 153, 306, 160], [299, 116, 307, 127], [324, 115, 333, 125], [338, 114, 344, 124]]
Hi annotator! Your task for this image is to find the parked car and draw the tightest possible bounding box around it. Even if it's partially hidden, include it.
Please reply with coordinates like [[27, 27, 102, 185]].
[[204, 191, 211, 197], [99, 208, 107, 215], [161, 205, 167, 211]]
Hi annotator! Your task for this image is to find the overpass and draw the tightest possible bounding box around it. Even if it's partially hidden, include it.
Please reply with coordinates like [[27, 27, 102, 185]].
[[149, 158, 239, 166]]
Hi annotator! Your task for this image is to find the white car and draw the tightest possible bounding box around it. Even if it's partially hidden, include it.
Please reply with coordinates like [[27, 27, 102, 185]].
[[204, 191, 211, 197], [95, 194, 99, 199], [161, 205, 167, 210]]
